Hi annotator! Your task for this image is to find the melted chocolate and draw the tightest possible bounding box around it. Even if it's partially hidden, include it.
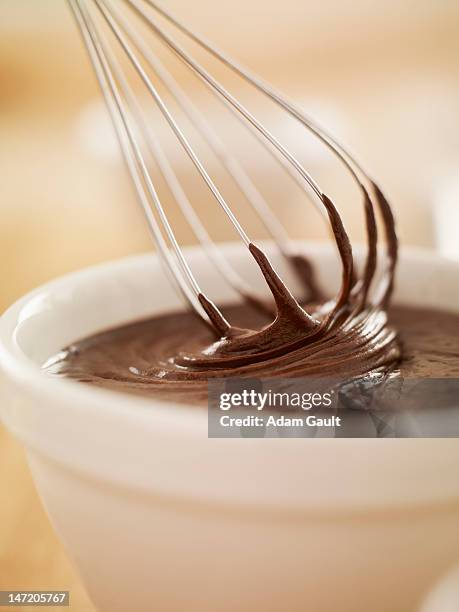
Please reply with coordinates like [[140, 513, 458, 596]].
[[44, 176, 411, 400], [44, 304, 459, 404]]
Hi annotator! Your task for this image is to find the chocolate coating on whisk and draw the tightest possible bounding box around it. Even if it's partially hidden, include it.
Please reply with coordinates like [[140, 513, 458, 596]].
[[168, 184, 400, 379], [44, 183, 403, 394], [163, 178, 399, 374]]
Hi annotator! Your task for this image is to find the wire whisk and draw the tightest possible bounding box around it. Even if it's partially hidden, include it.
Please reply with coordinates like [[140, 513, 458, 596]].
[[68, 0, 397, 339]]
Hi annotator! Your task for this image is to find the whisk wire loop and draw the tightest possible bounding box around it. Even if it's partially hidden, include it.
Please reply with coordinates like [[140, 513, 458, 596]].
[[68, 0, 397, 333]]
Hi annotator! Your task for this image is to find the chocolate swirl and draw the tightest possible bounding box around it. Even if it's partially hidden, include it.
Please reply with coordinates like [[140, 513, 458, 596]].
[[163, 180, 400, 382], [45, 179, 402, 395]]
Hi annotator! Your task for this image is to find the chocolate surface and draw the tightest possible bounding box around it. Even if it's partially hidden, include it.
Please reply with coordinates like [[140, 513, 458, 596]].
[[44, 303, 459, 404]]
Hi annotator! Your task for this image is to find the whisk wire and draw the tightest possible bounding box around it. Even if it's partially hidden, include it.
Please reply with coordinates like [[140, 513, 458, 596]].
[[124, 0, 325, 204], [105, 1, 294, 254], [69, 0, 210, 322], [138, 0, 398, 303], [95, 0, 252, 248], [112, 0, 359, 307], [96, 0, 290, 299], [68, 0, 397, 333]]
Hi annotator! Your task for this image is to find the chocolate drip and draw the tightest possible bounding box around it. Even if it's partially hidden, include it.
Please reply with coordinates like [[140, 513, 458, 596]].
[[355, 185, 378, 310], [372, 181, 398, 307], [287, 253, 323, 303]]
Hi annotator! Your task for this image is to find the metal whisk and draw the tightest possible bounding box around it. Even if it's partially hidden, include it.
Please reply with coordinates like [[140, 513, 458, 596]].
[[68, 0, 397, 336]]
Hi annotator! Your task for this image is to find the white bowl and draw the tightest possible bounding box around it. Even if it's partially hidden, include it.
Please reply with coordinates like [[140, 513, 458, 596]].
[[1, 242, 459, 612]]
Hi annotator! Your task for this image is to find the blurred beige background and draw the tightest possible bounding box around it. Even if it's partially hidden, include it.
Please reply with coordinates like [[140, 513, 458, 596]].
[[1, 1, 458, 610]]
